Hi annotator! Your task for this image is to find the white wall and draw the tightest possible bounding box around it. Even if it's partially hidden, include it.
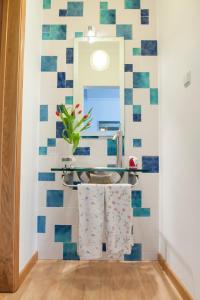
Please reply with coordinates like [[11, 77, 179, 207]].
[[158, 0, 200, 298], [19, 0, 42, 271]]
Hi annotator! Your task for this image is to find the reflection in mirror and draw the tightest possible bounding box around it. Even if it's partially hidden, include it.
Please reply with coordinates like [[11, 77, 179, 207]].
[[84, 86, 120, 134], [74, 37, 124, 136]]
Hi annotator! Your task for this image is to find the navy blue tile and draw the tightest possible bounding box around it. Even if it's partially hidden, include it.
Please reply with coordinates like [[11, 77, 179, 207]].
[[141, 9, 149, 16], [38, 172, 55, 181], [125, 64, 133, 72], [124, 244, 142, 261], [142, 156, 159, 173], [102, 243, 107, 252], [131, 190, 142, 208], [55, 225, 72, 242], [125, 88, 133, 105], [41, 56, 57, 72], [141, 40, 157, 56], [74, 147, 90, 156], [47, 190, 64, 207], [57, 72, 66, 88], [141, 16, 149, 24], [59, 9, 68, 16], [40, 105, 48, 121], [133, 114, 141, 122], [37, 216, 46, 233], [66, 80, 73, 88], [56, 121, 65, 138], [66, 48, 74, 64], [63, 243, 80, 260]]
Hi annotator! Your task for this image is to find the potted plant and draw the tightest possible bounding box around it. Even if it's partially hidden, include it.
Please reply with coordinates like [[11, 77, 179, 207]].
[[56, 104, 92, 158]]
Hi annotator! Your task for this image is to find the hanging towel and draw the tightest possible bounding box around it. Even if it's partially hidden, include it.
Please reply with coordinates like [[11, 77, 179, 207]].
[[105, 184, 133, 259], [78, 184, 104, 260]]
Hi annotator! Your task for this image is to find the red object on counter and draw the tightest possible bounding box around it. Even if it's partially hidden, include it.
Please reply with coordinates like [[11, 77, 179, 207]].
[[129, 156, 137, 169]]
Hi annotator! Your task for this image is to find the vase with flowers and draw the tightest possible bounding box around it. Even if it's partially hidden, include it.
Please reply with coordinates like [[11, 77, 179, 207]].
[[56, 104, 92, 166]]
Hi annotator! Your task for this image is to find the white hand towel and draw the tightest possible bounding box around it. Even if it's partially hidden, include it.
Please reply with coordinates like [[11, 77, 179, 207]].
[[78, 184, 104, 260], [105, 184, 133, 259]]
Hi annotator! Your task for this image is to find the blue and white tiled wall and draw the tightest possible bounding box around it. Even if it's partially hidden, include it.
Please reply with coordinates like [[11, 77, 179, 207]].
[[38, 0, 159, 261]]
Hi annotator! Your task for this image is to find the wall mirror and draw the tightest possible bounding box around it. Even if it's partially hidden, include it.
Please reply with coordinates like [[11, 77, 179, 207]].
[[74, 37, 124, 136]]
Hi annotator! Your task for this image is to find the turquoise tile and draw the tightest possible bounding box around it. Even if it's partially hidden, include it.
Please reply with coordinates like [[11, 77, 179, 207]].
[[150, 88, 158, 105], [41, 56, 57, 72], [125, 0, 140, 9], [133, 72, 150, 88], [133, 105, 141, 114], [133, 138, 142, 147], [131, 190, 142, 208], [133, 48, 141, 56], [116, 24, 132, 40], [55, 225, 72, 243], [42, 25, 67, 40], [47, 190, 64, 207], [67, 2, 83, 16], [37, 216, 46, 233], [100, 2, 108, 9], [100, 9, 116, 24], [65, 96, 73, 105], [125, 88, 133, 105], [40, 105, 48, 121], [75, 32, 83, 38], [63, 243, 80, 260], [124, 244, 142, 261], [47, 138, 56, 147], [43, 0, 51, 9], [38, 172, 55, 181], [39, 147, 47, 155], [107, 138, 124, 156], [133, 208, 150, 217]]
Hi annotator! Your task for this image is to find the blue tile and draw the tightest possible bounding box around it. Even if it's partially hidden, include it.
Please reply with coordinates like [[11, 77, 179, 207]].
[[38, 172, 55, 181], [141, 9, 149, 16], [107, 139, 124, 156], [65, 96, 73, 105], [75, 32, 83, 38], [125, 0, 140, 9], [47, 138, 56, 147], [59, 9, 68, 16], [37, 216, 46, 233], [82, 136, 99, 139], [142, 156, 159, 173], [39, 146, 47, 155], [67, 2, 83, 16], [63, 243, 80, 260], [40, 105, 48, 121], [66, 80, 73, 88], [131, 190, 142, 208], [43, 0, 51, 9], [141, 16, 149, 24], [133, 114, 141, 122], [56, 121, 65, 138], [102, 243, 107, 252], [41, 56, 57, 72], [133, 207, 150, 217], [116, 24, 132, 40], [124, 244, 142, 261], [42, 25, 67, 40], [133, 105, 141, 114], [133, 72, 150, 88], [66, 48, 74, 64], [74, 147, 90, 156], [141, 40, 157, 56], [57, 72, 66, 88], [55, 225, 72, 243], [125, 88, 133, 105], [47, 190, 64, 207], [133, 105, 141, 122], [100, 9, 116, 24], [125, 64, 133, 72], [150, 88, 158, 105], [133, 138, 142, 147]]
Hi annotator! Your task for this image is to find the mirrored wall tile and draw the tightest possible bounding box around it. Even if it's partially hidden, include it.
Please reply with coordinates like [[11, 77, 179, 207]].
[[125, 64, 133, 72], [38, 172, 55, 181], [47, 190, 64, 207], [75, 32, 83, 38], [42, 25, 67, 40], [55, 225, 72, 242], [124, 244, 142, 261], [65, 96, 73, 105], [141, 40, 157, 56], [47, 138, 56, 147], [43, 0, 51, 9], [37, 216, 46, 233], [125, 0, 140, 9], [41, 56, 57, 72], [59, 9, 68, 17], [74, 147, 90, 156], [133, 72, 150, 88], [56, 121, 65, 138], [116, 24, 132, 40], [39, 147, 48, 156], [141, 16, 149, 25], [66, 2, 84, 16], [66, 80, 73, 88], [63, 243, 80, 260], [133, 207, 150, 217], [57, 72, 66, 88], [133, 138, 142, 147], [66, 48, 74, 64], [150, 88, 158, 105], [100, 9, 116, 24], [132, 48, 141, 56], [100, 2, 108, 10], [40, 105, 48, 121], [125, 88, 133, 105], [141, 9, 149, 16], [142, 156, 159, 173]]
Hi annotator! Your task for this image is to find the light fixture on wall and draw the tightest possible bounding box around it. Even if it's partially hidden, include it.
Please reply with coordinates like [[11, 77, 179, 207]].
[[90, 50, 110, 71], [87, 26, 96, 44]]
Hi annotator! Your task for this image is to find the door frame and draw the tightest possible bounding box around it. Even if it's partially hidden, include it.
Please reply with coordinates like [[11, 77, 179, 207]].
[[0, 0, 26, 292]]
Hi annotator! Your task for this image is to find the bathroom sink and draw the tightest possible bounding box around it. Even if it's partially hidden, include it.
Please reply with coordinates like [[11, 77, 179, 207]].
[[76, 169, 124, 184]]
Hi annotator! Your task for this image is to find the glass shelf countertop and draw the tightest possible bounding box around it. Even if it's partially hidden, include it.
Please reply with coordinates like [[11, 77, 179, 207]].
[[51, 167, 149, 173]]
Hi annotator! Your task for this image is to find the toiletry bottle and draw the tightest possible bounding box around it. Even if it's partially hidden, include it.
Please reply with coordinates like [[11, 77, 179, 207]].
[[129, 156, 138, 169]]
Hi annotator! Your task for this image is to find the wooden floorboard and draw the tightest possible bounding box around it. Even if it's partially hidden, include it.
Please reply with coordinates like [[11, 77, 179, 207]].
[[0, 261, 182, 300]]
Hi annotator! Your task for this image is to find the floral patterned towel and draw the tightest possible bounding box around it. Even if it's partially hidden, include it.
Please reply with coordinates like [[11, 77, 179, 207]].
[[105, 184, 133, 259], [78, 184, 104, 260]]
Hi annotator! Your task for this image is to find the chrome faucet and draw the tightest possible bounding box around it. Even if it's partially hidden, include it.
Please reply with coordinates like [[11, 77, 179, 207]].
[[112, 129, 123, 168]]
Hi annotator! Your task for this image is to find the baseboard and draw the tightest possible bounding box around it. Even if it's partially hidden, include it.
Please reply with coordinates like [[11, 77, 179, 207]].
[[19, 252, 38, 286], [157, 253, 193, 300]]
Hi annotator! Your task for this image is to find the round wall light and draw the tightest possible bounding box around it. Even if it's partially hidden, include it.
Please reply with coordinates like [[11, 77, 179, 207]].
[[90, 50, 110, 71]]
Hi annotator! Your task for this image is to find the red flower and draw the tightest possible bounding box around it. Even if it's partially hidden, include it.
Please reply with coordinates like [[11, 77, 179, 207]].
[[78, 110, 82, 114], [75, 104, 80, 109], [83, 114, 88, 119], [56, 111, 60, 116]]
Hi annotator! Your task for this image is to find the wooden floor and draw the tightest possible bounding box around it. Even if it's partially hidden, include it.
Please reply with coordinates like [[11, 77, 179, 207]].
[[0, 261, 182, 300]]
